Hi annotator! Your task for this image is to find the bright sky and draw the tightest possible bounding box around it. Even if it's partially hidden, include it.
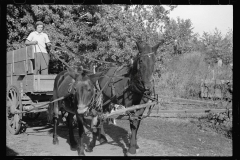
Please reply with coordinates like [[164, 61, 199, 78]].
[[168, 5, 233, 37]]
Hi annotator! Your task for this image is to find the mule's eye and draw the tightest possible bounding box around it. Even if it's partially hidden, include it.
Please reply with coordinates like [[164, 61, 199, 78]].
[[139, 59, 143, 63]]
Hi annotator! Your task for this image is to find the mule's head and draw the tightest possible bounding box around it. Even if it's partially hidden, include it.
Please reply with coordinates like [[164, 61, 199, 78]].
[[68, 67, 95, 114], [133, 40, 164, 91]]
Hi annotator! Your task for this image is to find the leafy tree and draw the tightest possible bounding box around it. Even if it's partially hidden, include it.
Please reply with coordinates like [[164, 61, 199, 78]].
[[163, 17, 196, 55], [201, 28, 232, 66]]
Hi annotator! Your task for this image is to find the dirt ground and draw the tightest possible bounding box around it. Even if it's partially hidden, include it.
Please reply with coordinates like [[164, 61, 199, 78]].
[[6, 109, 232, 156]]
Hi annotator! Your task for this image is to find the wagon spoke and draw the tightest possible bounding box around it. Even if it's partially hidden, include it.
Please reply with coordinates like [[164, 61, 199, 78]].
[[14, 114, 19, 130], [9, 90, 14, 101], [10, 116, 15, 129], [10, 89, 18, 106], [9, 117, 14, 125]]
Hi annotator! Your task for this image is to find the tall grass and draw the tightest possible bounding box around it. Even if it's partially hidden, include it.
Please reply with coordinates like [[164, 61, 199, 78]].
[[155, 51, 232, 99]]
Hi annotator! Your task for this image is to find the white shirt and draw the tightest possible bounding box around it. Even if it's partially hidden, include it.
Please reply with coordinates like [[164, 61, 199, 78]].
[[26, 31, 50, 53]]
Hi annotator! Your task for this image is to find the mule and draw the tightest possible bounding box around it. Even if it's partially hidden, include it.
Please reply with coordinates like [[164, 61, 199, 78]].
[[86, 40, 164, 155], [48, 67, 95, 156]]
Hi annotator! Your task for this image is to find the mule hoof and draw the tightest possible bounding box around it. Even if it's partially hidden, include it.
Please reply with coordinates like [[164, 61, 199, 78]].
[[70, 140, 78, 147], [126, 151, 137, 156], [85, 145, 93, 152], [98, 135, 108, 145], [128, 147, 136, 155], [99, 138, 108, 145], [78, 150, 85, 156], [78, 152, 85, 156], [70, 144, 78, 151], [136, 144, 140, 149], [53, 139, 59, 145]]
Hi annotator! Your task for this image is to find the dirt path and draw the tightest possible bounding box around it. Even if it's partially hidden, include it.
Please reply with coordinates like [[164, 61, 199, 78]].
[[6, 112, 232, 156]]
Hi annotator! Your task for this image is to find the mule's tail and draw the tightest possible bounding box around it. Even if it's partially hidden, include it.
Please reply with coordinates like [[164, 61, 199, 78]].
[[47, 97, 54, 123]]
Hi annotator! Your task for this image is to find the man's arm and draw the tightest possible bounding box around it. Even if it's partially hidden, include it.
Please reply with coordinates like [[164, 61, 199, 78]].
[[46, 42, 51, 47], [25, 39, 38, 46]]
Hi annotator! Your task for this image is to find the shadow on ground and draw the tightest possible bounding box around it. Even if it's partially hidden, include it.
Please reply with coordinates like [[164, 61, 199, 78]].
[[22, 112, 131, 155], [6, 146, 19, 156], [100, 121, 130, 156]]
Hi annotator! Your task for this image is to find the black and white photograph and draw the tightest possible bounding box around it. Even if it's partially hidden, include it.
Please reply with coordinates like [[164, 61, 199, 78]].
[[6, 4, 233, 156]]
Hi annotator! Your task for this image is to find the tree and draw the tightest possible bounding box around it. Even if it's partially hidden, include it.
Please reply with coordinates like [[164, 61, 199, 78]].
[[201, 28, 232, 65], [163, 17, 196, 55]]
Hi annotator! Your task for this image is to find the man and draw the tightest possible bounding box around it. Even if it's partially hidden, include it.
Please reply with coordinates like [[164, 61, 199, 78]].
[[25, 21, 51, 75]]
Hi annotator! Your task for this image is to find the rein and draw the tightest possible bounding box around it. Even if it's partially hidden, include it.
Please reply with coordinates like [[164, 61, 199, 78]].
[[51, 44, 114, 65]]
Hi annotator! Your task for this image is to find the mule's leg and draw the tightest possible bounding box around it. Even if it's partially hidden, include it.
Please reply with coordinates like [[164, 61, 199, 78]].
[[85, 115, 98, 152], [128, 119, 139, 154], [67, 112, 78, 149], [85, 116, 107, 152], [53, 100, 59, 145], [85, 127, 98, 152], [128, 108, 145, 155], [76, 114, 85, 156], [98, 124, 108, 144]]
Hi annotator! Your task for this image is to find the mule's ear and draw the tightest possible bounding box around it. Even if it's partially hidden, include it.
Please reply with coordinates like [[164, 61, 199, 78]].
[[152, 39, 164, 53], [88, 72, 103, 84], [67, 67, 79, 80]]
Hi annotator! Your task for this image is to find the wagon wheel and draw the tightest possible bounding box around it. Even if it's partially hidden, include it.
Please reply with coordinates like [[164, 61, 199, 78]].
[[6, 85, 23, 135]]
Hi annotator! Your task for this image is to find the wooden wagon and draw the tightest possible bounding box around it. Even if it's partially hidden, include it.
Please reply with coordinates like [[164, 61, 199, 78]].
[[6, 45, 57, 135]]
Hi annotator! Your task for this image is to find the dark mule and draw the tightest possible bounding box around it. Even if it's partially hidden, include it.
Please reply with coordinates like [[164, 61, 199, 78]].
[[87, 40, 164, 155], [49, 67, 95, 156]]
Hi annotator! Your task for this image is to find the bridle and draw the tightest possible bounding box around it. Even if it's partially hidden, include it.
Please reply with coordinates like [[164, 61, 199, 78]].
[[67, 77, 96, 114], [131, 51, 156, 94]]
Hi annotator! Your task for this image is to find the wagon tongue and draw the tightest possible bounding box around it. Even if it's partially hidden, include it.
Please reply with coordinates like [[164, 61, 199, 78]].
[[77, 107, 88, 114]]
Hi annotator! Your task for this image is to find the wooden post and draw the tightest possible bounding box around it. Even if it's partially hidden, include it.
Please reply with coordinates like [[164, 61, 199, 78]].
[[10, 64, 12, 85], [25, 47, 28, 72], [12, 51, 14, 74], [37, 75, 40, 91]]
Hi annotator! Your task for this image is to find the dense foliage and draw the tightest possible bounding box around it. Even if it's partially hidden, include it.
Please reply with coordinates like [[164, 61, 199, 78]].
[[7, 5, 176, 73]]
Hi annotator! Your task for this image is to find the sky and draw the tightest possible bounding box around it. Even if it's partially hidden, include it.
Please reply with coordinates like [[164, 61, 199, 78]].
[[168, 5, 233, 37]]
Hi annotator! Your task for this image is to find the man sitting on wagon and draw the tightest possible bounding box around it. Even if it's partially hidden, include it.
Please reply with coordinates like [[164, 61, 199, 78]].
[[25, 21, 51, 75]]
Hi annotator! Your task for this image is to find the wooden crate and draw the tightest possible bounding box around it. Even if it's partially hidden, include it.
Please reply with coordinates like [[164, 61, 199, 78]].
[[25, 75, 57, 92], [7, 45, 36, 76], [33, 75, 56, 92], [7, 74, 57, 94]]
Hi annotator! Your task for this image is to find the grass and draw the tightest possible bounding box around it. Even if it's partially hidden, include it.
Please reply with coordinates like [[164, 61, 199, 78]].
[[156, 51, 232, 100]]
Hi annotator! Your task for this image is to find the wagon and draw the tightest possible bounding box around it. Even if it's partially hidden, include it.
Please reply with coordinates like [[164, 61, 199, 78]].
[[6, 45, 57, 135]]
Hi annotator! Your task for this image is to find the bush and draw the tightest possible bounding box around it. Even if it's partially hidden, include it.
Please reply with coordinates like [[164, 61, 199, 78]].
[[198, 110, 232, 139]]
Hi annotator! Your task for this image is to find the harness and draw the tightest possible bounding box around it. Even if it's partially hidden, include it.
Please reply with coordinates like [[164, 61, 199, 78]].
[[94, 52, 158, 122]]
